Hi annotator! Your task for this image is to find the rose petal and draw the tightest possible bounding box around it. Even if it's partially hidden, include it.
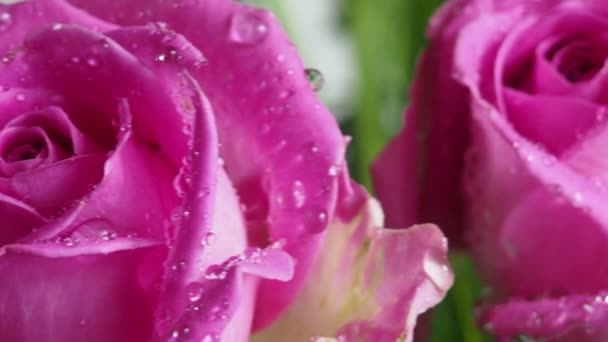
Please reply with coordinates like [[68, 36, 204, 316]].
[[5, 106, 104, 155], [497, 5, 608, 102], [6, 154, 105, 214], [425, 0, 608, 298], [252, 195, 453, 342], [1, 24, 201, 159], [158, 246, 294, 342], [480, 293, 608, 341], [0, 241, 163, 342], [503, 88, 599, 155], [14, 100, 174, 242], [0, 192, 45, 244], [0, 0, 115, 56], [146, 73, 295, 341], [463, 93, 608, 297], [65, 0, 348, 328], [565, 121, 608, 186], [0, 24, 221, 240], [0, 126, 59, 176], [0, 87, 57, 127]]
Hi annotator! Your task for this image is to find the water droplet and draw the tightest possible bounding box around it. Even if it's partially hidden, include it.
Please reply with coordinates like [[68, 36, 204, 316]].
[[197, 187, 210, 199], [278, 89, 294, 99], [0, 51, 14, 64], [270, 239, 286, 249], [61, 237, 76, 247], [183, 210, 191, 218], [171, 260, 187, 272], [205, 265, 227, 280], [229, 11, 269, 44], [583, 304, 593, 313], [0, 12, 12, 32], [86, 58, 98, 67], [99, 230, 118, 241], [542, 155, 556, 167], [276, 54, 286, 63], [573, 192, 584, 206], [423, 252, 451, 291], [328, 165, 339, 176], [15, 93, 25, 101], [201, 232, 216, 246], [170, 330, 180, 339], [186, 283, 204, 302], [156, 53, 167, 62], [71, 56, 81, 63], [173, 166, 192, 198], [51, 23, 63, 31], [597, 107, 607, 122], [318, 211, 327, 223], [305, 68, 324, 91], [201, 333, 218, 342], [292, 180, 306, 208]]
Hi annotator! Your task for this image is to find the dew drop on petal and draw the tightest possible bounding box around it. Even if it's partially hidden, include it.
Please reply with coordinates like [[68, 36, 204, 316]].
[[292, 180, 306, 208], [201, 232, 216, 246], [201, 334, 218, 342], [186, 282, 204, 302], [597, 107, 607, 122], [99, 230, 118, 241], [305, 68, 324, 91], [229, 11, 269, 44], [86, 58, 99, 67], [0, 12, 12, 32], [423, 251, 452, 291], [328, 165, 339, 176]]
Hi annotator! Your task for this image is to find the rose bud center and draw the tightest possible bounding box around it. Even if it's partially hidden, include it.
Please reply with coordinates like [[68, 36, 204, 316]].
[[547, 39, 608, 83]]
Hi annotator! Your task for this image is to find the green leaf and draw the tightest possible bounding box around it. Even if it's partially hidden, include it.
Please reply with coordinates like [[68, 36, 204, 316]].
[[343, 0, 443, 189]]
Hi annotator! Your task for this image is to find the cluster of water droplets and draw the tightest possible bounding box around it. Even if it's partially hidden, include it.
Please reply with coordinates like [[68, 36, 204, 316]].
[[163, 280, 232, 341], [202, 247, 267, 281], [50, 224, 137, 248], [148, 22, 207, 71]]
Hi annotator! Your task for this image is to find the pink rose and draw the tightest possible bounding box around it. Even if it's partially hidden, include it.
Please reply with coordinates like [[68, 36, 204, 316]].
[[0, 0, 453, 341], [374, 0, 608, 340]]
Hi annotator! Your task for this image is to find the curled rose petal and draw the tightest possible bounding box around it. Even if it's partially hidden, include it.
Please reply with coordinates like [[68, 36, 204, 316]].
[[65, 0, 348, 329], [4, 106, 103, 155], [251, 192, 453, 342], [6, 154, 106, 215], [157, 247, 294, 342]]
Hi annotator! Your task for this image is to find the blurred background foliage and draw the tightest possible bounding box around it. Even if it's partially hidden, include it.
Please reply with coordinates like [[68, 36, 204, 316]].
[[243, 0, 493, 341]]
